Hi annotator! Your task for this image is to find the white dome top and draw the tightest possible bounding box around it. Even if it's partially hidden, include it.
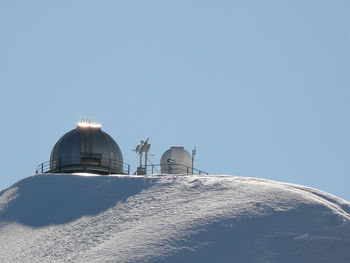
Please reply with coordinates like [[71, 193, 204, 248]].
[[160, 146, 192, 174]]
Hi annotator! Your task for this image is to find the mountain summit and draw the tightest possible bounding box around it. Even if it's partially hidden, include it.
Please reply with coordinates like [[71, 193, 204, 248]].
[[1, 174, 350, 262]]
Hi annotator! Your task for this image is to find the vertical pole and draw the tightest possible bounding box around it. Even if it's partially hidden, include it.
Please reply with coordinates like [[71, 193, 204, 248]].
[[144, 151, 148, 175], [41, 163, 43, 173], [191, 153, 194, 174], [109, 158, 111, 174], [191, 147, 196, 174], [139, 153, 142, 170], [128, 164, 130, 175]]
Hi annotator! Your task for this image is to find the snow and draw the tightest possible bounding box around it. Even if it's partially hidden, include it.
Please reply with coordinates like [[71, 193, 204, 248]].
[[0, 174, 350, 262]]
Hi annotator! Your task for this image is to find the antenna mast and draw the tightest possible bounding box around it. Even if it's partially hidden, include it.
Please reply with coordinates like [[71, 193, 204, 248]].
[[192, 146, 196, 174], [133, 137, 151, 175]]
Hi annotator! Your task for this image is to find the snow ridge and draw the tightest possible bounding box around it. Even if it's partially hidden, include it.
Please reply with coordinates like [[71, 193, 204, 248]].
[[0, 174, 349, 263]]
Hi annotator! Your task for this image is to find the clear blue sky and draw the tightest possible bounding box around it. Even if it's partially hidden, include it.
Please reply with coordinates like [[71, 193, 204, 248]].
[[1, 1, 349, 200]]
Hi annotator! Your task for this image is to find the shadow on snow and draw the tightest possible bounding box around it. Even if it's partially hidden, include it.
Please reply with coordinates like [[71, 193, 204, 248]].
[[0, 174, 154, 227]]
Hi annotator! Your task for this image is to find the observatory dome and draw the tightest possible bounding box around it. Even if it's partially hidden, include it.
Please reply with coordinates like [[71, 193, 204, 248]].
[[50, 122, 124, 174], [160, 146, 192, 174]]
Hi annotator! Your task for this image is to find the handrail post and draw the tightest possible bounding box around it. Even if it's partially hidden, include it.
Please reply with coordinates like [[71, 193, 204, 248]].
[[128, 164, 130, 175], [41, 163, 43, 173], [109, 158, 111, 174]]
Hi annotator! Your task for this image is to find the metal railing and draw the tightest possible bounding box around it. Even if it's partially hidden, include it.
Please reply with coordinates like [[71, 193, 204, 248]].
[[36, 156, 130, 175], [36, 158, 207, 176], [134, 163, 208, 175]]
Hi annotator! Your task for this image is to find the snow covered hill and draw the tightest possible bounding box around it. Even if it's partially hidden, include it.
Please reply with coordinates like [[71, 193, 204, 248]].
[[1, 174, 350, 263]]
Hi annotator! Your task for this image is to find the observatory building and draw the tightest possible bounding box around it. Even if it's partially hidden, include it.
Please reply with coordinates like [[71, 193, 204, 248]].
[[160, 146, 193, 174], [38, 120, 128, 175], [36, 121, 206, 176]]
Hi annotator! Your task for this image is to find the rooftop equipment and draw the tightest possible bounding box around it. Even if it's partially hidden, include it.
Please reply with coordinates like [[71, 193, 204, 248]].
[[133, 138, 151, 175]]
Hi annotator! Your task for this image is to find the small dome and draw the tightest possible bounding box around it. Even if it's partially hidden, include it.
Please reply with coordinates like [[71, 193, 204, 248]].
[[50, 122, 124, 174], [160, 146, 192, 174]]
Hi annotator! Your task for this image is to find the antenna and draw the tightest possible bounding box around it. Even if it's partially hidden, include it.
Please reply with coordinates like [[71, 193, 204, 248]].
[[192, 146, 196, 174], [133, 138, 151, 175]]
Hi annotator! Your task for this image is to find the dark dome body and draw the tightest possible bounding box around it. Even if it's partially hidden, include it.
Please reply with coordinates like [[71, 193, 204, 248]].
[[50, 124, 124, 174]]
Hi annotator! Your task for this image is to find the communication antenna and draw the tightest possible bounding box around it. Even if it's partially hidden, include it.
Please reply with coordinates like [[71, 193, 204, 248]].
[[133, 137, 151, 175], [192, 146, 196, 174]]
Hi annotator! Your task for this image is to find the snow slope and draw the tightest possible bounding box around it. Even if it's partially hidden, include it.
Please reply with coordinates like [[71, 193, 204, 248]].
[[0, 174, 350, 263]]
